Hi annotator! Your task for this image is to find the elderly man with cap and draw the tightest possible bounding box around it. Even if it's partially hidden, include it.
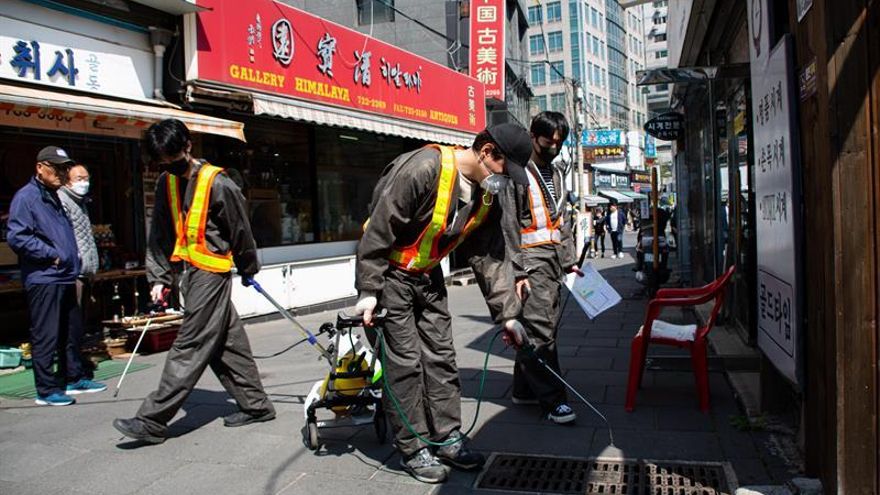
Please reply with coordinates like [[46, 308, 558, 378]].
[[355, 123, 532, 484], [7, 146, 107, 407]]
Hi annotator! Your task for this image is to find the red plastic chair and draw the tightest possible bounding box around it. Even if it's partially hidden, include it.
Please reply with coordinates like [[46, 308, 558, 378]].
[[625, 265, 736, 412]]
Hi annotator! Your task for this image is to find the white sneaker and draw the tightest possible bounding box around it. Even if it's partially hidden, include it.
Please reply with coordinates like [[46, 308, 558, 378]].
[[618, 253, 625, 259]]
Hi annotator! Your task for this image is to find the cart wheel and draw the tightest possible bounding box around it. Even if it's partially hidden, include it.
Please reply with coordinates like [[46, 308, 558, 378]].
[[374, 405, 388, 444], [307, 420, 319, 450]]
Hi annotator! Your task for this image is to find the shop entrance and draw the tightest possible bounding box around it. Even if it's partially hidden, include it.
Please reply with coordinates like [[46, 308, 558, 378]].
[[0, 127, 145, 342]]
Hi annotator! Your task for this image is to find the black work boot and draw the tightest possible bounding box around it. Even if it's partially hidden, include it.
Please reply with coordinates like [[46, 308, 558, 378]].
[[435, 430, 485, 470], [113, 418, 166, 444], [400, 447, 449, 483], [223, 409, 276, 427]]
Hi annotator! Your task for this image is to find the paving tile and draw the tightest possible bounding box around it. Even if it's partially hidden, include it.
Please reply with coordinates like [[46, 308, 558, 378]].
[[0, 441, 87, 483], [278, 472, 432, 495], [591, 430, 724, 461]]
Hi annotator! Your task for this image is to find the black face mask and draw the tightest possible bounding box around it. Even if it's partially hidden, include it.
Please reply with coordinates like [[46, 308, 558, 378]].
[[165, 157, 189, 176], [536, 144, 559, 165]]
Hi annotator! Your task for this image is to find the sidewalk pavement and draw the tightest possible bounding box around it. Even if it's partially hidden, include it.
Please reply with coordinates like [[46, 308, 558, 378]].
[[0, 233, 798, 495]]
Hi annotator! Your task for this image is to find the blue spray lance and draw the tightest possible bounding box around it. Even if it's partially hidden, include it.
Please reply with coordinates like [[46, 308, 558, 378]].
[[245, 277, 334, 365]]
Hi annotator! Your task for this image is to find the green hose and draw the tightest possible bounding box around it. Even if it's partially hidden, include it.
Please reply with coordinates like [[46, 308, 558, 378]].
[[375, 328, 502, 448]]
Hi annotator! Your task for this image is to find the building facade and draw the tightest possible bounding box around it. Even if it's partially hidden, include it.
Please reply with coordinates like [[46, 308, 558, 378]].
[[667, 0, 880, 491], [0, 0, 245, 337], [283, 0, 533, 126], [525, 0, 647, 130]]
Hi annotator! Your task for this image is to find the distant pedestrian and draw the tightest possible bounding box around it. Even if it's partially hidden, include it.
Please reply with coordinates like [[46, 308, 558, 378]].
[[7, 147, 107, 406], [59, 164, 100, 356], [605, 202, 626, 259], [592, 207, 606, 258]]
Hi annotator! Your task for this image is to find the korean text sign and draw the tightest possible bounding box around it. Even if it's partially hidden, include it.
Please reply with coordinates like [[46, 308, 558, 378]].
[[469, 0, 505, 100], [747, 28, 803, 386], [191, 0, 486, 133], [0, 14, 153, 100], [582, 130, 625, 147]]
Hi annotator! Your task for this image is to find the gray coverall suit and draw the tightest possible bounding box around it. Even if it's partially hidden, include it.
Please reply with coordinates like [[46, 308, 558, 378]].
[[139, 162, 274, 435], [511, 160, 577, 411], [356, 146, 523, 456]]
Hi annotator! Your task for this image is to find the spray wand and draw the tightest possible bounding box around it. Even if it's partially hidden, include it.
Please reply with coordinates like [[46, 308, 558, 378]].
[[501, 324, 616, 447]]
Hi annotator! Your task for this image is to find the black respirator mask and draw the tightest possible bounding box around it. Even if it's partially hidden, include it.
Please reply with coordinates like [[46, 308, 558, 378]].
[[536, 144, 559, 164], [165, 156, 189, 176]]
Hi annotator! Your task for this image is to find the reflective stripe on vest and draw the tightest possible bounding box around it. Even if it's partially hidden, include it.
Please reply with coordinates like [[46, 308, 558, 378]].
[[167, 165, 234, 273], [167, 174, 188, 261], [387, 144, 492, 273], [520, 165, 562, 248]]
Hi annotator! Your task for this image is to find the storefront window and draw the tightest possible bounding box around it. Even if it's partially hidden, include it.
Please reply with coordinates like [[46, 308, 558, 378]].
[[314, 127, 418, 242], [200, 118, 314, 247]]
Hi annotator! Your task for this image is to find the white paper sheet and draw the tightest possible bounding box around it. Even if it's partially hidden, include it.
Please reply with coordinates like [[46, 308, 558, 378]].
[[564, 262, 622, 320]]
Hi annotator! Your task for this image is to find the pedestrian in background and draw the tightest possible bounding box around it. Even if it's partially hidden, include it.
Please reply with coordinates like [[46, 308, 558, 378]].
[[114, 119, 275, 445], [592, 207, 607, 258], [7, 147, 107, 406], [59, 164, 99, 357], [605, 201, 626, 259], [509, 111, 583, 425]]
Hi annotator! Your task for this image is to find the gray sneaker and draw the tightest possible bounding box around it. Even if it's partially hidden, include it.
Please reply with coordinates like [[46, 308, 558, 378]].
[[435, 430, 485, 470], [400, 448, 449, 484]]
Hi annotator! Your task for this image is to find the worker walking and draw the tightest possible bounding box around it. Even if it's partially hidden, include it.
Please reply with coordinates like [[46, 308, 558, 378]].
[[355, 123, 532, 484], [114, 119, 274, 444], [510, 112, 584, 424]]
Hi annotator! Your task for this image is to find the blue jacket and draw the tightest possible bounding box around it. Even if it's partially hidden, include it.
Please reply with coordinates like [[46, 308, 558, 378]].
[[7, 177, 81, 287], [604, 210, 627, 235]]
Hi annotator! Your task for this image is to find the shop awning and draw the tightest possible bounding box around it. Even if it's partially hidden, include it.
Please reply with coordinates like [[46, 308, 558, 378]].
[[250, 92, 476, 147], [584, 194, 609, 207], [597, 189, 634, 204], [621, 191, 649, 200], [0, 84, 245, 141], [185, 83, 477, 147], [130, 0, 207, 15]]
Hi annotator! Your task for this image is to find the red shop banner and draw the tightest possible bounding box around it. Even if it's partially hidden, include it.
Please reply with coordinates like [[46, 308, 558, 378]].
[[190, 0, 486, 134], [469, 0, 505, 101]]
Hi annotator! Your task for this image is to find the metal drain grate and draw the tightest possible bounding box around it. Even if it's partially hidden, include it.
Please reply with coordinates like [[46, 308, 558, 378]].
[[642, 461, 730, 495], [476, 454, 591, 494], [476, 455, 733, 495], [585, 459, 642, 494]]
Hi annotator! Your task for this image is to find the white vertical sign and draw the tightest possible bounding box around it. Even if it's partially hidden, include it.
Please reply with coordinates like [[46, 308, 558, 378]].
[[747, 17, 802, 386]]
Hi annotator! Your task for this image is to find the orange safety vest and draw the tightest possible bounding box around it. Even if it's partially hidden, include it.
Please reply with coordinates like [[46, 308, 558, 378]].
[[520, 164, 562, 248], [166, 164, 234, 273], [386, 144, 493, 273]]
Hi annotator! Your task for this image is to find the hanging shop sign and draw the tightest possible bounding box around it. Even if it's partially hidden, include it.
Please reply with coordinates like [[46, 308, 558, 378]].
[[594, 170, 630, 189], [189, 0, 486, 134], [645, 134, 657, 158], [582, 129, 625, 147], [747, 32, 804, 388], [644, 112, 684, 141], [0, 13, 153, 100], [631, 171, 651, 184], [469, 0, 505, 101], [583, 145, 625, 163]]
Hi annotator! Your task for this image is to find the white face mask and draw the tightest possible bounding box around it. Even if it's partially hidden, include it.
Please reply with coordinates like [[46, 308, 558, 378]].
[[70, 181, 90, 196], [478, 157, 510, 195], [480, 174, 509, 195]]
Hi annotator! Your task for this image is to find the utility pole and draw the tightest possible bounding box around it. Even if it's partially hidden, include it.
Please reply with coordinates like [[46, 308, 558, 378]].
[[574, 82, 591, 262]]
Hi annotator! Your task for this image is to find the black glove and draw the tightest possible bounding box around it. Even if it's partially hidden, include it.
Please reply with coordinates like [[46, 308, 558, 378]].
[[241, 274, 256, 287]]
